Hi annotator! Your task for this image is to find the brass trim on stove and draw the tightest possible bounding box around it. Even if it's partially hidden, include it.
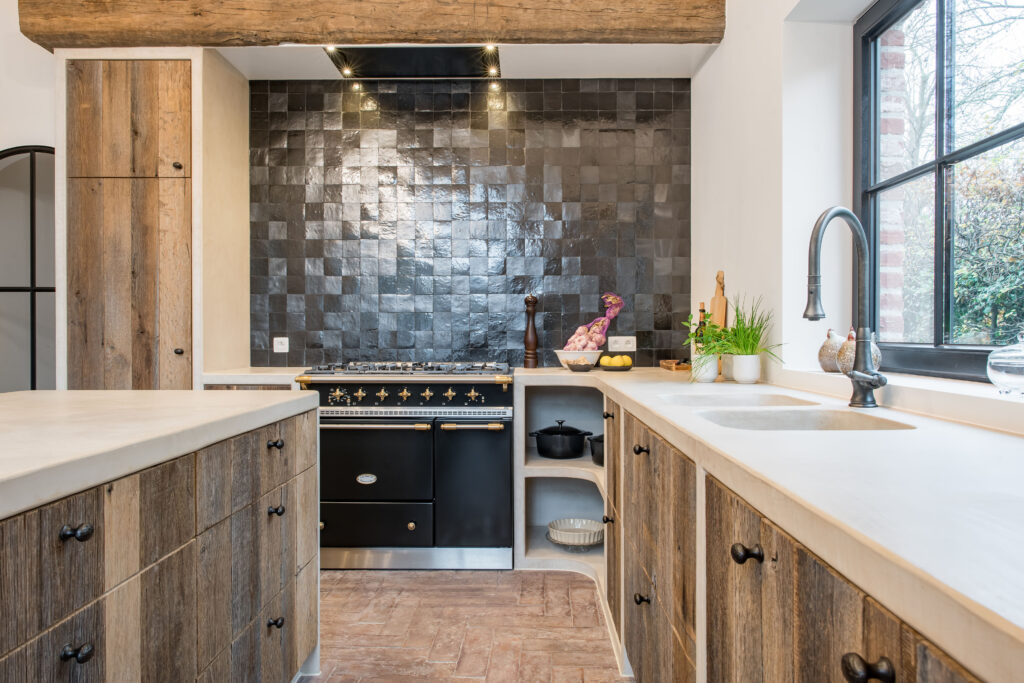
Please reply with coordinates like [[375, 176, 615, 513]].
[[321, 423, 433, 431], [439, 422, 505, 431], [494, 374, 513, 391]]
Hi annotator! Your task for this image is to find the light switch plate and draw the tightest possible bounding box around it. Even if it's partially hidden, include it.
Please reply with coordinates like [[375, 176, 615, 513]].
[[273, 337, 289, 353], [608, 336, 637, 352]]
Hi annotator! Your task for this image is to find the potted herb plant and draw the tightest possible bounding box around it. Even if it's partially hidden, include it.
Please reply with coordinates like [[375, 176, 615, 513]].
[[684, 312, 730, 383], [723, 297, 780, 384]]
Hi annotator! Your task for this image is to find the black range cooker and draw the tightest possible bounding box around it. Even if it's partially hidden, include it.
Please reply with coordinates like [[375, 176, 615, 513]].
[[296, 362, 514, 569]]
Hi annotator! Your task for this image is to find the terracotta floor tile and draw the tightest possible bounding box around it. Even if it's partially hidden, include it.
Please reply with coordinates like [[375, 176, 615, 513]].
[[310, 569, 629, 682]]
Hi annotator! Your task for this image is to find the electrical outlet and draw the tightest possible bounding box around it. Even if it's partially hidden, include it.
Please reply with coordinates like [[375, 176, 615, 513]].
[[608, 336, 637, 352], [273, 337, 289, 353]]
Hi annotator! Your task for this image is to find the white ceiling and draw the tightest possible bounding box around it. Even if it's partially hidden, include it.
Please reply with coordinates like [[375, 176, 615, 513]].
[[216, 44, 716, 81], [787, 0, 874, 23]]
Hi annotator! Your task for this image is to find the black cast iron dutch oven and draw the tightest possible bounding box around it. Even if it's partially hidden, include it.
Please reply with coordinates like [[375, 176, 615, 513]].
[[530, 420, 592, 459]]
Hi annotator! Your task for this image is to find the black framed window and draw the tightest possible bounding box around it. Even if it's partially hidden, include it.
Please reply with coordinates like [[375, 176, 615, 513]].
[[0, 146, 56, 391], [854, 0, 1024, 381]]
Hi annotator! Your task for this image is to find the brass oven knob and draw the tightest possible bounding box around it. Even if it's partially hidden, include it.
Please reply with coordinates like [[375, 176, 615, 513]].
[[466, 387, 480, 401], [376, 387, 389, 401], [398, 387, 411, 401], [354, 387, 366, 401], [407, 522, 416, 531], [443, 387, 457, 401], [420, 387, 434, 400], [329, 387, 343, 404]]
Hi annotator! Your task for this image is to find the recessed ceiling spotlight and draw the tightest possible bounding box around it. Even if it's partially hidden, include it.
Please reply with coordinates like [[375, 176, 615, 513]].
[[341, 66, 353, 77], [326, 46, 336, 52], [488, 66, 498, 76], [484, 44, 497, 52]]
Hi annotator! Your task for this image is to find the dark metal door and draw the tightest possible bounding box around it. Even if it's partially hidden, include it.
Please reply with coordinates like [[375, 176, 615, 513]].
[[433, 419, 513, 547], [319, 419, 434, 501]]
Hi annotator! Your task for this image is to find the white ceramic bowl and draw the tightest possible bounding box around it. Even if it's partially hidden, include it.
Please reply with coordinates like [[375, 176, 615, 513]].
[[553, 350, 603, 368], [547, 518, 604, 546]]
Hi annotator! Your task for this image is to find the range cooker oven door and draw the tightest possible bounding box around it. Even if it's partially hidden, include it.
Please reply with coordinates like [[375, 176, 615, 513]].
[[320, 418, 434, 501], [434, 418, 513, 548], [320, 418, 435, 548]]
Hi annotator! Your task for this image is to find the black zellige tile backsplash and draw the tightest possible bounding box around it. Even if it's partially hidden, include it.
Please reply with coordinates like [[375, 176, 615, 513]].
[[249, 78, 690, 367]]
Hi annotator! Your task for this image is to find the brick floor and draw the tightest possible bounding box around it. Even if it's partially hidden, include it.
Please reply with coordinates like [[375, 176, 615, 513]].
[[304, 570, 632, 682]]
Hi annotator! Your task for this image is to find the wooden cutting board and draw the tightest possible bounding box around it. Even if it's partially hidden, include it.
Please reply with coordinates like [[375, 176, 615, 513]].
[[710, 270, 727, 327]]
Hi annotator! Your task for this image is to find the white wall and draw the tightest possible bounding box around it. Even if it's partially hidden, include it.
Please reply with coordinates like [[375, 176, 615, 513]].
[[0, 0, 55, 150], [692, 0, 870, 376]]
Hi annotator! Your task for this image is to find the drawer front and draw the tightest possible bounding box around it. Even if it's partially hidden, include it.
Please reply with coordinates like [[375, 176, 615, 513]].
[[0, 598, 105, 683], [39, 488, 105, 628], [258, 487, 296, 608], [320, 501, 433, 547], [320, 420, 434, 501]]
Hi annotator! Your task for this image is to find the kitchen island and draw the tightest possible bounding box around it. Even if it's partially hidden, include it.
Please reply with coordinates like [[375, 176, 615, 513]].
[[0, 390, 320, 682], [515, 367, 1024, 681]]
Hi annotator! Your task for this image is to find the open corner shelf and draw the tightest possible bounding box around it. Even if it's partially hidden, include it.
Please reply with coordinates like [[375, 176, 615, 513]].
[[523, 524, 605, 586], [524, 447, 607, 495]]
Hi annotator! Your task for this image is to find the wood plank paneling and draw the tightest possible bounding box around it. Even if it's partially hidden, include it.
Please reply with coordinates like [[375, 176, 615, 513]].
[[258, 586, 287, 683], [760, 520, 795, 682], [103, 473, 141, 590], [129, 177, 159, 389], [195, 431, 262, 535], [260, 423, 292, 495], [66, 59, 191, 179], [795, 545, 865, 683], [283, 410, 318, 477], [706, 475, 763, 682], [139, 453, 195, 567], [157, 177, 192, 389], [140, 542, 197, 683], [916, 636, 982, 683], [604, 398, 621, 512], [103, 575, 142, 681], [66, 178, 105, 389], [231, 504, 261, 634], [0, 508, 43, 657], [659, 434, 696, 642], [292, 560, 317, 674], [196, 518, 232, 673], [293, 465, 318, 574], [258, 486, 291, 608], [605, 493, 621, 635], [230, 620, 260, 683], [39, 488, 104, 627], [24, 0, 726, 49], [44, 598, 106, 682]]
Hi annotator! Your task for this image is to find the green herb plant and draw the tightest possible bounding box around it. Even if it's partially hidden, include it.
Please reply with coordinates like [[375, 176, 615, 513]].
[[725, 296, 781, 360], [683, 313, 731, 376]]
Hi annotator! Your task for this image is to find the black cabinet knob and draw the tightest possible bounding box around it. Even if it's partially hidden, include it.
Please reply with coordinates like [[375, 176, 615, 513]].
[[266, 617, 285, 629], [841, 653, 895, 683], [267, 438, 284, 449], [602, 515, 615, 524], [173, 348, 184, 355], [633, 444, 650, 455], [58, 523, 94, 543], [633, 593, 651, 605], [267, 505, 286, 516], [60, 643, 95, 664], [602, 412, 613, 419], [730, 543, 764, 565], [172, 161, 183, 170]]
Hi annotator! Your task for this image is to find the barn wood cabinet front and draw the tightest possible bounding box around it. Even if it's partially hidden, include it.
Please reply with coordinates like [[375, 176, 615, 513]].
[[0, 410, 318, 683]]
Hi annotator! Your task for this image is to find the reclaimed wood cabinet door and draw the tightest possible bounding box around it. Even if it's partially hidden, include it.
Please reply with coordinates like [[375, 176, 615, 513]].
[[624, 540, 655, 683], [66, 60, 190, 179], [706, 476, 795, 682], [66, 177, 192, 389], [605, 490, 621, 635], [655, 434, 696, 651], [604, 398, 621, 511], [795, 544, 865, 683]]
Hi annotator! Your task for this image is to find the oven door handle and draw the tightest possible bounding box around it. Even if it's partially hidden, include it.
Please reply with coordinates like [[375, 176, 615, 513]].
[[321, 423, 433, 431], [439, 422, 506, 431]]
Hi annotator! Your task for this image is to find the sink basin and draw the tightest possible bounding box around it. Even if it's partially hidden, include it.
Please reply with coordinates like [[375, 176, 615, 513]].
[[697, 409, 915, 431], [658, 393, 818, 408]]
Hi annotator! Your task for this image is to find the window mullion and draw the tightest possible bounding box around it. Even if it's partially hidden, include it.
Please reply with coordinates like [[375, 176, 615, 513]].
[[933, 0, 948, 349]]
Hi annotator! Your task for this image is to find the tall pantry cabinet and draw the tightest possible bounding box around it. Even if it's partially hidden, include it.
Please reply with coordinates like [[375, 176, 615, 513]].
[[58, 49, 251, 390]]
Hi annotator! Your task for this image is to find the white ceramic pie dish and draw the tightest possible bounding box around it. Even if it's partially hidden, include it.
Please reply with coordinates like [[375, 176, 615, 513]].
[[547, 518, 604, 546]]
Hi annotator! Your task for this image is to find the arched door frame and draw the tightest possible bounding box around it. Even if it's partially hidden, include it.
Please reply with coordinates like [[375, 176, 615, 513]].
[[0, 145, 56, 389]]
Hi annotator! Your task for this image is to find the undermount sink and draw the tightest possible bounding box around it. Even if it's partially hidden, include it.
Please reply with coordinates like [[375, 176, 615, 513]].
[[658, 393, 818, 408], [697, 408, 915, 431]]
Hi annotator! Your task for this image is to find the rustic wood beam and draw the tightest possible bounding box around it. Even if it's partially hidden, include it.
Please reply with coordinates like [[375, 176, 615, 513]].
[[20, 0, 724, 50]]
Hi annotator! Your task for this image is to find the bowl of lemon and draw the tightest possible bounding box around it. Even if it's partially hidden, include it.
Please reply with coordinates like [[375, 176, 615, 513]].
[[599, 354, 634, 371]]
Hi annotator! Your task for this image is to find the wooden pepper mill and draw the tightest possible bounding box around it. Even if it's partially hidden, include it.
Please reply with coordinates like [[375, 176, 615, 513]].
[[524, 294, 539, 368]]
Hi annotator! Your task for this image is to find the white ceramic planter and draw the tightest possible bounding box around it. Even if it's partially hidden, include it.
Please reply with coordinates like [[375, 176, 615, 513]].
[[691, 355, 719, 382], [721, 354, 734, 380], [731, 354, 761, 384]]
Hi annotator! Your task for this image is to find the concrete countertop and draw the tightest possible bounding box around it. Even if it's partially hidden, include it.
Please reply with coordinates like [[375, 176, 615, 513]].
[[0, 390, 319, 520], [515, 367, 1024, 681], [202, 366, 307, 386]]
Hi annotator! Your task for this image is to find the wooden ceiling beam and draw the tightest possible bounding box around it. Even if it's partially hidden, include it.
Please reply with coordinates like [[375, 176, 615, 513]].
[[20, 0, 724, 50]]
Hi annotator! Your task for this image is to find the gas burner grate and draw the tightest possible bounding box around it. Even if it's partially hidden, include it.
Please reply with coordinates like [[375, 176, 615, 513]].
[[307, 361, 511, 376]]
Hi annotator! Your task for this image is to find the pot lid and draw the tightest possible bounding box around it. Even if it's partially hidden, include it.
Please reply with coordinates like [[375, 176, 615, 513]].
[[534, 420, 590, 436], [589, 434, 604, 442]]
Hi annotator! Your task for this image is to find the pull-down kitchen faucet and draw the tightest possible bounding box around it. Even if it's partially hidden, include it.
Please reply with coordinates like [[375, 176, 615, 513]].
[[803, 206, 887, 408]]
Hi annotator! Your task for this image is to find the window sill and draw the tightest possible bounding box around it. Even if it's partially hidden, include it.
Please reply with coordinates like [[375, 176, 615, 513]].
[[768, 365, 1024, 437]]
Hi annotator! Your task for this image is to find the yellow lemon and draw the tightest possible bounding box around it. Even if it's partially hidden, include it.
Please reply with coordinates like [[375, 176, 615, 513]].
[[599, 355, 612, 366], [621, 356, 633, 367]]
